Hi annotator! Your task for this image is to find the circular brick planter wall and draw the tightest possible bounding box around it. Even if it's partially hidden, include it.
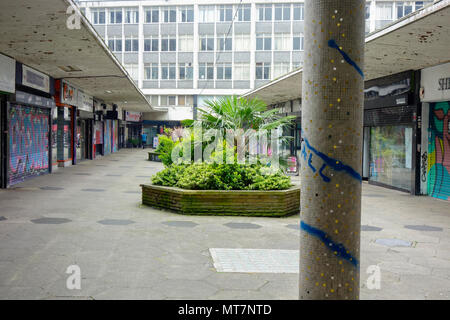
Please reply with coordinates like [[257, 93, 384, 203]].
[[140, 184, 300, 217]]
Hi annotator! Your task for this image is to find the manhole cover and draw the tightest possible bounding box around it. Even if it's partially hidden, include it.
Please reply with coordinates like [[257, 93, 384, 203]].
[[81, 189, 105, 192], [97, 219, 135, 226], [286, 224, 299, 230], [404, 225, 443, 232], [0, 216, 7, 221], [361, 225, 383, 231], [162, 221, 198, 228], [375, 238, 412, 247], [224, 222, 262, 229], [40, 186, 64, 191], [31, 217, 72, 224]]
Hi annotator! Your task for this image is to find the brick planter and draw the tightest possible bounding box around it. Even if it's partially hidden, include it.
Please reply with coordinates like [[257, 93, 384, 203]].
[[140, 184, 300, 217]]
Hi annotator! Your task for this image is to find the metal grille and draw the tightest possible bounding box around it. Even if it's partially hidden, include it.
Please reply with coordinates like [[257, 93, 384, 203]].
[[364, 105, 415, 127]]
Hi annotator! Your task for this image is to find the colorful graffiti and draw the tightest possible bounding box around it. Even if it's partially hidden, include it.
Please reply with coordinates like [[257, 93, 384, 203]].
[[112, 120, 118, 153], [427, 101, 450, 201], [9, 105, 49, 186], [104, 120, 112, 155]]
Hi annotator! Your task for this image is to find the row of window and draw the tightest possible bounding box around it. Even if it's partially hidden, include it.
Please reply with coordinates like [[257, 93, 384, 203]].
[[90, 4, 305, 25], [125, 62, 301, 81], [107, 34, 304, 52], [366, 1, 431, 23], [147, 95, 195, 107]]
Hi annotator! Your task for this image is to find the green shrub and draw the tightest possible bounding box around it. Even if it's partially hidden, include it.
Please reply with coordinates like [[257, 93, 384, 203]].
[[151, 163, 292, 191], [155, 135, 177, 166]]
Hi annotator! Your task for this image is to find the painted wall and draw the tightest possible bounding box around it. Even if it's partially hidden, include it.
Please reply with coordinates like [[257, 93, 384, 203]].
[[112, 120, 118, 153], [427, 101, 450, 201], [8, 104, 49, 186], [104, 119, 112, 155]]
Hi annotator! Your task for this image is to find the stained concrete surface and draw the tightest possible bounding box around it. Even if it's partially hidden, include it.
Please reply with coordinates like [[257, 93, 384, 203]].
[[0, 149, 449, 300]]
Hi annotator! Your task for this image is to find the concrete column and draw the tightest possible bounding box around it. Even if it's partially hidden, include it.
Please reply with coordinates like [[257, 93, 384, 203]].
[[300, 0, 365, 300]]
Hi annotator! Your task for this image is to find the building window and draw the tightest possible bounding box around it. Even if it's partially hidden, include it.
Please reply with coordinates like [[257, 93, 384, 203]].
[[256, 34, 272, 51], [179, 35, 194, 52], [200, 35, 215, 51], [275, 4, 291, 21], [145, 7, 159, 23], [168, 96, 176, 106], [375, 2, 393, 29], [125, 36, 139, 52], [179, 63, 193, 80], [273, 62, 290, 78], [124, 64, 138, 80], [109, 8, 123, 24], [108, 37, 122, 52], [257, 4, 272, 21], [234, 63, 250, 80], [125, 8, 139, 24], [178, 95, 194, 106], [234, 34, 250, 51], [199, 63, 214, 80], [199, 6, 215, 22], [218, 5, 233, 22], [237, 4, 251, 21], [160, 95, 176, 106], [274, 33, 291, 51], [365, 3, 371, 19], [216, 63, 232, 80], [256, 62, 270, 80], [161, 63, 176, 80], [144, 63, 158, 80], [161, 36, 176, 51], [161, 7, 177, 23], [217, 35, 232, 51], [144, 37, 158, 52], [293, 34, 304, 51], [179, 6, 194, 22], [396, 2, 414, 18], [146, 95, 159, 106], [92, 9, 105, 25], [415, 1, 424, 10], [293, 3, 304, 21]]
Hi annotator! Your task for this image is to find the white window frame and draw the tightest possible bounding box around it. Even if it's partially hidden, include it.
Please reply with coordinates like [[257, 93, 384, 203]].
[[234, 34, 250, 52], [109, 8, 123, 24], [125, 8, 139, 24], [293, 3, 304, 21], [234, 63, 250, 80], [200, 35, 215, 51], [125, 36, 139, 52], [178, 35, 194, 52], [179, 6, 194, 22], [274, 33, 291, 51], [144, 7, 159, 23], [274, 4, 291, 21], [144, 63, 159, 80], [179, 63, 193, 80], [199, 6, 215, 23]]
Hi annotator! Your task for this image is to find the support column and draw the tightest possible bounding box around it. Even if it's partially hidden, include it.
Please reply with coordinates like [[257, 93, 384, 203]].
[[300, 0, 365, 300]]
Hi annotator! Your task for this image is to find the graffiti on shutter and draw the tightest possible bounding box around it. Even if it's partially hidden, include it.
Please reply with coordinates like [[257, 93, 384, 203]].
[[427, 101, 450, 201], [8, 104, 49, 186]]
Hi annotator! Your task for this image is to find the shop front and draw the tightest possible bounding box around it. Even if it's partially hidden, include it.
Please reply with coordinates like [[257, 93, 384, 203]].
[[125, 111, 142, 147], [142, 120, 182, 148], [363, 71, 419, 193], [76, 90, 94, 162], [420, 62, 450, 201], [1, 62, 54, 187]]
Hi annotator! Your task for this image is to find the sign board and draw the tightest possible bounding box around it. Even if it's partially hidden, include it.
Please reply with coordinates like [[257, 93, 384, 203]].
[[22, 65, 50, 93], [125, 111, 142, 122], [14, 91, 55, 108], [78, 90, 93, 112], [153, 136, 159, 149], [0, 54, 15, 93], [61, 80, 79, 106], [421, 62, 450, 102]]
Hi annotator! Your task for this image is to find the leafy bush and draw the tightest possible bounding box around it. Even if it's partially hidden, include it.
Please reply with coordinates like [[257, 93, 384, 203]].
[[155, 135, 178, 166], [151, 163, 292, 191]]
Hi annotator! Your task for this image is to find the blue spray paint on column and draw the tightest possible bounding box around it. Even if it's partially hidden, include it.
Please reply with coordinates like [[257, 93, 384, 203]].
[[328, 39, 364, 78]]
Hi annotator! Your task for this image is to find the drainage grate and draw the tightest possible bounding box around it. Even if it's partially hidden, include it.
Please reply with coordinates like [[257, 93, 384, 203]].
[[404, 225, 443, 232], [81, 189, 105, 192], [375, 238, 412, 247], [39, 186, 64, 191], [97, 219, 135, 226], [224, 222, 262, 229], [210, 248, 299, 273], [361, 225, 383, 231], [162, 221, 198, 228], [31, 217, 72, 224]]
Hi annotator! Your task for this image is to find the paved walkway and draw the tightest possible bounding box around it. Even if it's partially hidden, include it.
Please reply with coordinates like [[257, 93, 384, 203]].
[[0, 149, 449, 299]]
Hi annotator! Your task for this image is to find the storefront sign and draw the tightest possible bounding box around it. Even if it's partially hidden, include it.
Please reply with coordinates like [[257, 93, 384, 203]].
[[78, 90, 93, 112], [421, 62, 450, 102], [125, 111, 142, 122], [61, 80, 79, 106], [22, 65, 50, 93], [0, 54, 15, 93], [14, 91, 55, 108]]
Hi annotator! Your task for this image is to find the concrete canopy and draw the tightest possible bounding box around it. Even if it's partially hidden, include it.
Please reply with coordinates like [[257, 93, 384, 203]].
[[0, 0, 153, 112], [243, 0, 450, 105]]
